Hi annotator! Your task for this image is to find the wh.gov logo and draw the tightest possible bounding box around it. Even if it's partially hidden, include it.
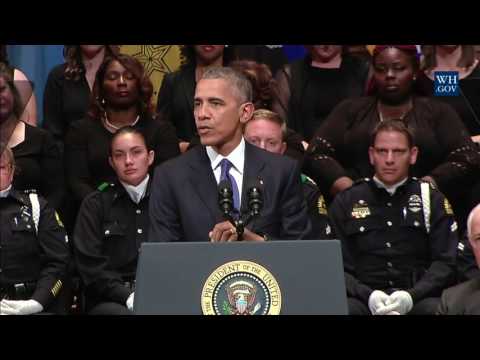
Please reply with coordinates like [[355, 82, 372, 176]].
[[434, 71, 459, 96]]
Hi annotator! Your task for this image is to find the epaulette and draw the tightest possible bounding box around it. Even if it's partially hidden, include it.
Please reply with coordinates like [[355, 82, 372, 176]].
[[301, 173, 317, 186], [416, 177, 437, 190], [352, 177, 371, 186], [97, 182, 114, 192]]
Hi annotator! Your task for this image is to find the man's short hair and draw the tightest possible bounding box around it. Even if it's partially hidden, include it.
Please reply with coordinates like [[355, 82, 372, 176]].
[[249, 109, 287, 140], [201, 66, 253, 104], [370, 119, 416, 148]]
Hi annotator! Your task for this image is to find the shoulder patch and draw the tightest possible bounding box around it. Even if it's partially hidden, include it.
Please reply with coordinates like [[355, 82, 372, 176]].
[[97, 182, 113, 192], [444, 198, 454, 215], [317, 195, 328, 216], [301, 173, 317, 186], [55, 211, 65, 228]]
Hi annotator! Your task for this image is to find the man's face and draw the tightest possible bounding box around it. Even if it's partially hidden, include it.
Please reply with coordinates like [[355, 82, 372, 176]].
[[0, 153, 14, 191], [109, 133, 153, 186], [194, 78, 252, 155], [469, 214, 480, 267], [369, 130, 417, 186], [244, 118, 286, 154]]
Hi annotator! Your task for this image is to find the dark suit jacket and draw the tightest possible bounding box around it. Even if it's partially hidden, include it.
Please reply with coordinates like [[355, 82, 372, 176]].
[[148, 141, 311, 242], [156, 65, 197, 142], [437, 277, 480, 315]]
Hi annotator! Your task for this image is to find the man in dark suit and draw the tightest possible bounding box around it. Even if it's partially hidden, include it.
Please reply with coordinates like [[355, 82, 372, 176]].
[[438, 204, 480, 315], [149, 67, 311, 243]]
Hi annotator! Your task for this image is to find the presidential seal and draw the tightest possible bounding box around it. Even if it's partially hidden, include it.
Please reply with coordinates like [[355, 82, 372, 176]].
[[201, 260, 281, 315]]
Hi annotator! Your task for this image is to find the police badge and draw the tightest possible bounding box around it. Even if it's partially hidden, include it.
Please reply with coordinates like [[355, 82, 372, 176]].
[[351, 201, 371, 219], [408, 194, 422, 213]]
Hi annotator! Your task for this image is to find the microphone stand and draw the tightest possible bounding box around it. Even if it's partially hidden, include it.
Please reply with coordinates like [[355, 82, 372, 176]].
[[218, 181, 263, 240]]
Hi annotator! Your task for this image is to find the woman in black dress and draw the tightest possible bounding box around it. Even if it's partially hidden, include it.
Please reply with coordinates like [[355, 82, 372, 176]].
[[272, 45, 370, 143], [416, 45, 480, 141], [43, 45, 119, 151], [0, 68, 64, 211], [304, 45, 480, 228], [65, 53, 180, 204]]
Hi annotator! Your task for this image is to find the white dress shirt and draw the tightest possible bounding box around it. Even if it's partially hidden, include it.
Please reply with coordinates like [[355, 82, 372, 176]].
[[206, 137, 245, 208]]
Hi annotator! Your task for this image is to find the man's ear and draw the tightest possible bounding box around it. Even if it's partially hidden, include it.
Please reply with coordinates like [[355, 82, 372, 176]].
[[409, 146, 419, 165], [280, 142, 287, 155], [368, 146, 375, 166], [148, 150, 155, 166], [108, 156, 114, 169], [239, 102, 255, 125]]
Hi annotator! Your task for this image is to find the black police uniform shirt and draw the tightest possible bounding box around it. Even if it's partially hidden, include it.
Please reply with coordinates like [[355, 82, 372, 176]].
[[73, 179, 151, 305], [328, 177, 458, 304], [0, 188, 69, 309], [301, 174, 331, 239]]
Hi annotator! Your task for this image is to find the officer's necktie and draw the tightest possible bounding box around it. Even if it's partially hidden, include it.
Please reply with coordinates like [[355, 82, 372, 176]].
[[219, 158, 240, 215]]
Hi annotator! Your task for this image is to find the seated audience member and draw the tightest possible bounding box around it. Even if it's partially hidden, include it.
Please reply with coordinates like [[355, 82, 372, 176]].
[[438, 204, 480, 315], [149, 67, 311, 243], [229, 59, 305, 160], [456, 232, 480, 282], [272, 45, 370, 143], [0, 147, 70, 315], [43, 45, 119, 152], [416, 45, 480, 142], [73, 127, 153, 315], [231, 45, 289, 77], [244, 109, 331, 239], [329, 120, 458, 315], [0, 68, 64, 212], [156, 45, 237, 152], [0, 45, 37, 126], [304, 45, 480, 230], [65, 53, 180, 205]]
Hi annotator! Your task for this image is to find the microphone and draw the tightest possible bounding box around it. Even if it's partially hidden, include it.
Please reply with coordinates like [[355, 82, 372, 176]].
[[218, 180, 234, 216], [247, 179, 263, 216]]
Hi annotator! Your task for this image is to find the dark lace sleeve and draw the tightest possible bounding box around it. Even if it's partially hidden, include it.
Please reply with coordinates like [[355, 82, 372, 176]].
[[429, 101, 480, 194], [303, 99, 353, 193], [271, 65, 291, 125]]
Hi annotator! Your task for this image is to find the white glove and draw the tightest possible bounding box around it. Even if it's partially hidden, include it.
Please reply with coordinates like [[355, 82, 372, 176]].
[[126, 292, 135, 311], [368, 290, 391, 315], [386, 290, 413, 315], [0, 299, 43, 315]]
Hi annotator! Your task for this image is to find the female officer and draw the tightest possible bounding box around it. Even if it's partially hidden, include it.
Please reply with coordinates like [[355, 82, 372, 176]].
[[73, 127, 153, 315]]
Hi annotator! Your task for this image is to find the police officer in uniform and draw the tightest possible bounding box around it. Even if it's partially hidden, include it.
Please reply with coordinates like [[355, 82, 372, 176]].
[[73, 127, 153, 315], [244, 109, 331, 239], [329, 120, 458, 315], [0, 147, 70, 315]]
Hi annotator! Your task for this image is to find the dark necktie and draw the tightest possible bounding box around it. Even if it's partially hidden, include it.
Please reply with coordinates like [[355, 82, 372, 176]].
[[219, 158, 240, 214]]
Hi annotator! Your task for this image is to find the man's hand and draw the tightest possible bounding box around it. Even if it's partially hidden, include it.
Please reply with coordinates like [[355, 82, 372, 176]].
[[209, 221, 238, 242], [368, 290, 392, 315], [126, 292, 135, 311], [386, 291, 413, 315], [209, 221, 264, 242], [241, 228, 264, 242], [0, 299, 43, 315]]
